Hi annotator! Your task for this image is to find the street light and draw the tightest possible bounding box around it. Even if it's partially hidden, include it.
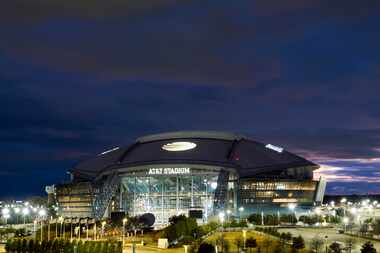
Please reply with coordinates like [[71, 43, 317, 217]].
[[288, 203, 297, 224], [22, 208, 29, 225], [101, 221, 106, 239], [343, 217, 349, 232], [38, 209, 46, 241], [242, 229, 247, 250], [122, 218, 127, 248], [55, 216, 64, 237], [238, 207, 244, 222], [33, 220, 38, 240], [2, 208, 10, 225], [218, 212, 225, 232]]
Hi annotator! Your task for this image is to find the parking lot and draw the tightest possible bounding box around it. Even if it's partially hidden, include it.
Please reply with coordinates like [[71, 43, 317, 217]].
[[278, 227, 380, 253]]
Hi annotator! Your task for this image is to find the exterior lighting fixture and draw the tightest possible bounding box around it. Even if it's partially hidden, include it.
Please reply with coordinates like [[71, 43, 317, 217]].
[[265, 144, 283, 153], [218, 212, 225, 223], [162, 142, 197, 152], [99, 147, 119, 156], [340, 198, 347, 203], [22, 208, 29, 216], [14, 207, 20, 214], [38, 209, 47, 217], [343, 217, 349, 224], [288, 203, 296, 210], [239, 207, 244, 212], [2, 208, 10, 216], [210, 182, 218, 189]]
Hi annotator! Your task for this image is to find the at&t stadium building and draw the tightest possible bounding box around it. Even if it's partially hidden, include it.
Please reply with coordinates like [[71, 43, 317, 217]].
[[53, 131, 326, 226]]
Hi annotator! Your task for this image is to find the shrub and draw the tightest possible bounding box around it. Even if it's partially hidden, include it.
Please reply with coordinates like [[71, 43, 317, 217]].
[[197, 243, 214, 253]]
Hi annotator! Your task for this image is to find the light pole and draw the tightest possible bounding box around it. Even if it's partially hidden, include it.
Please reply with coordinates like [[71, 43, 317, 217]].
[[48, 217, 51, 241], [288, 203, 297, 224], [343, 217, 349, 233], [14, 207, 20, 224], [226, 210, 231, 228], [242, 229, 247, 250], [2, 208, 10, 225], [58, 216, 64, 238], [218, 212, 225, 232], [33, 220, 37, 240], [22, 208, 29, 225], [341, 198, 347, 217], [70, 219, 73, 241], [93, 222, 96, 241], [122, 218, 127, 249], [38, 209, 47, 241], [238, 206, 244, 222], [101, 221, 106, 239]]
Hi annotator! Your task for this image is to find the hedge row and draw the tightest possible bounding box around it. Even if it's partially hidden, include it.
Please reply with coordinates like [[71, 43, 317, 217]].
[[5, 238, 122, 253]]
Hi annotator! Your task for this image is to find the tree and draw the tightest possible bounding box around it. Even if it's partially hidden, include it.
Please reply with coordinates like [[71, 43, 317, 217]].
[[262, 238, 272, 253], [108, 243, 115, 253], [115, 242, 122, 253], [235, 237, 243, 251], [246, 237, 257, 253], [21, 239, 27, 253], [292, 236, 305, 251], [345, 237, 357, 253], [373, 220, 380, 235], [310, 236, 324, 253], [197, 243, 214, 253], [5, 239, 13, 253], [361, 241, 377, 253], [329, 242, 342, 253], [28, 240, 35, 253], [216, 234, 229, 253], [15, 239, 22, 253], [94, 242, 102, 253]]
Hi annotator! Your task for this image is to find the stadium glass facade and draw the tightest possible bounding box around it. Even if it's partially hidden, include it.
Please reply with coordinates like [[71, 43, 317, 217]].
[[119, 166, 222, 225]]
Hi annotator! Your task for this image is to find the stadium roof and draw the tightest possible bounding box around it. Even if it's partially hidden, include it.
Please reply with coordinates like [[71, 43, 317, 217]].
[[70, 131, 318, 181]]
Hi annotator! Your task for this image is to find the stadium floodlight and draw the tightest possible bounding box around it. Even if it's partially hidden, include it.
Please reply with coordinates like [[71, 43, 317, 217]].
[[2, 207, 10, 216], [38, 209, 47, 217], [22, 208, 29, 215]]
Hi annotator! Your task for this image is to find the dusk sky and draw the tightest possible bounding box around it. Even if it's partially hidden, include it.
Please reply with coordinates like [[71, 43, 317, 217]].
[[1, 0, 380, 198]]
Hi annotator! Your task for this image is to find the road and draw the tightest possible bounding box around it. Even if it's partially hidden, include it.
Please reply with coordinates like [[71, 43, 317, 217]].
[[278, 227, 380, 253]]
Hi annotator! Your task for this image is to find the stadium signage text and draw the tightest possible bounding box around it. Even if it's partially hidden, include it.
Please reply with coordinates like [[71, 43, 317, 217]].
[[148, 167, 191, 175]]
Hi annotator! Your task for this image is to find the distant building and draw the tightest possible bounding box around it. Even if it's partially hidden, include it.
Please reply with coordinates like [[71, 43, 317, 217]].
[[54, 131, 326, 226]]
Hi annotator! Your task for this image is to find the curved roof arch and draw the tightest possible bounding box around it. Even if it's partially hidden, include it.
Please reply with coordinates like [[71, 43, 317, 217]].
[[71, 131, 318, 181]]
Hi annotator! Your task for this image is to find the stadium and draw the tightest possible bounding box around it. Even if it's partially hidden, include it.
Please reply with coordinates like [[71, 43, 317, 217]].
[[53, 131, 326, 227]]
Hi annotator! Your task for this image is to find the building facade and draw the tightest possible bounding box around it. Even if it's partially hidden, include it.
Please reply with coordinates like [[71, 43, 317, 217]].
[[53, 131, 325, 226]]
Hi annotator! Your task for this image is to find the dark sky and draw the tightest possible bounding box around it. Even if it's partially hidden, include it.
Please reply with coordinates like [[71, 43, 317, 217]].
[[1, 0, 380, 198]]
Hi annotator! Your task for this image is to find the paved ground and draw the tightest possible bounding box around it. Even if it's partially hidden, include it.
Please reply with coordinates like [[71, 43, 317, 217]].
[[123, 245, 184, 253], [278, 227, 380, 253]]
